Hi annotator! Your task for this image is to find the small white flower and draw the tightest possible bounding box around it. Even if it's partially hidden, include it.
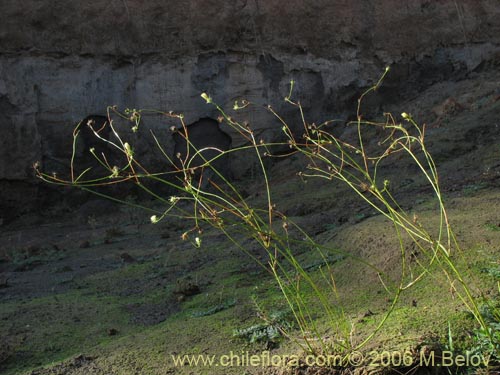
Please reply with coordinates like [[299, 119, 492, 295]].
[[401, 112, 410, 119], [124, 142, 133, 157], [111, 166, 119, 178], [150, 215, 159, 224], [194, 237, 202, 247], [201, 92, 212, 104]]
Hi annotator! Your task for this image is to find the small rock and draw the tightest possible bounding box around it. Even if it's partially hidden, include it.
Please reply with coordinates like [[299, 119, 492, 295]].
[[73, 354, 97, 365], [120, 253, 135, 263], [432, 97, 464, 117], [25, 245, 41, 256], [174, 278, 201, 297], [79, 240, 90, 249], [107, 328, 119, 336], [362, 310, 374, 317]]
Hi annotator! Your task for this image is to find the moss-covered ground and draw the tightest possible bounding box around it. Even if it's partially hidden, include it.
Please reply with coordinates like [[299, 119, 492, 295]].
[[0, 183, 498, 374]]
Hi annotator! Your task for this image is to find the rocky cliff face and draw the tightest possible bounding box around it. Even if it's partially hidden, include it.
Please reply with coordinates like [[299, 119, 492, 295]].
[[0, 0, 499, 222]]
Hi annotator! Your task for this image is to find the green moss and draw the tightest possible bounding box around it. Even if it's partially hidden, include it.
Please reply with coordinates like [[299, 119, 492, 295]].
[[3, 188, 500, 374], [0, 291, 138, 374]]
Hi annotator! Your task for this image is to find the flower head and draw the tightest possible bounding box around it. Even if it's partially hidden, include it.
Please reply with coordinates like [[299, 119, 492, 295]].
[[194, 237, 202, 247], [201, 93, 212, 104]]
